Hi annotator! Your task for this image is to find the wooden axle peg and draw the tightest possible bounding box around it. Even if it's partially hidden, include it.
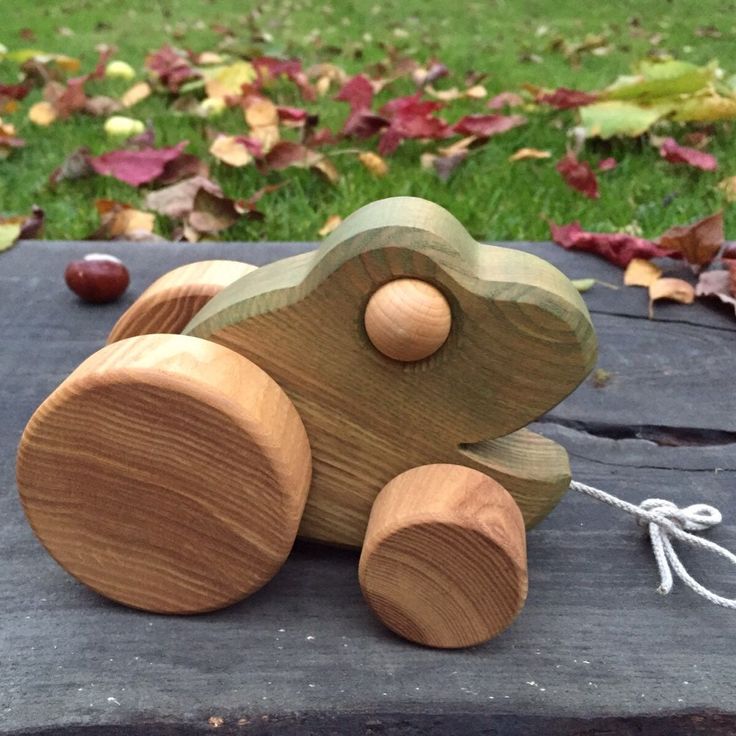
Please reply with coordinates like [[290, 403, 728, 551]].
[[364, 278, 452, 362], [359, 464, 528, 649], [107, 260, 256, 343], [16, 333, 312, 614]]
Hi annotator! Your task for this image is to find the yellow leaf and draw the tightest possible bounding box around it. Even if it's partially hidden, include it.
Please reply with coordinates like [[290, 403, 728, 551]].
[[648, 277, 695, 318], [465, 84, 487, 99], [198, 51, 225, 65], [0, 222, 22, 252], [319, 214, 342, 236], [104, 116, 145, 138], [209, 135, 254, 167], [509, 147, 551, 161], [358, 151, 389, 177], [204, 61, 256, 99], [121, 81, 151, 108], [28, 101, 57, 126], [624, 258, 662, 287], [718, 176, 736, 203], [105, 60, 135, 80]]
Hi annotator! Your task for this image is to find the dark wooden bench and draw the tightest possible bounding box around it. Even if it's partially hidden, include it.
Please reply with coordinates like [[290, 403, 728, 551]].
[[2, 241, 734, 735]]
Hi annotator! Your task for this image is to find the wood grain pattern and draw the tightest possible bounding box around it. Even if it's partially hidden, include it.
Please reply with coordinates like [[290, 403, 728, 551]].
[[107, 260, 256, 343], [16, 333, 312, 614], [364, 278, 452, 361], [359, 464, 527, 648], [184, 197, 596, 546]]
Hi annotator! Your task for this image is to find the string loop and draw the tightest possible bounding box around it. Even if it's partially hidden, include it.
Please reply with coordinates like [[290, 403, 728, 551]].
[[570, 480, 736, 610]]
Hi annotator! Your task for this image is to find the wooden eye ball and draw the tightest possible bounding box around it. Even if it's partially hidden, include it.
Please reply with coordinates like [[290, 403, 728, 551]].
[[364, 279, 451, 362]]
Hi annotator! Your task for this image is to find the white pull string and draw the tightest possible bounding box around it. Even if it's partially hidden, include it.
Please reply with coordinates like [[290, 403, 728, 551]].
[[570, 480, 736, 609]]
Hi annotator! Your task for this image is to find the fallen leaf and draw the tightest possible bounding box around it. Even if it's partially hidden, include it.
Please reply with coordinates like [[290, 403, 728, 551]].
[[318, 214, 342, 236], [624, 258, 662, 286], [591, 368, 613, 388], [572, 278, 596, 292], [580, 100, 673, 139], [659, 137, 718, 171], [658, 211, 723, 267], [209, 135, 255, 167], [695, 269, 736, 313], [156, 153, 209, 186], [105, 60, 135, 80], [598, 157, 617, 171], [90, 141, 188, 186], [252, 56, 315, 101], [84, 96, 122, 116], [718, 176, 736, 202], [89, 199, 155, 240], [648, 277, 695, 317], [550, 221, 675, 267], [44, 76, 88, 118], [277, 105, 309, 126], [28, 100, 57, 125], [536, 87, 599, 109], [509, 147, 551, 161], [487, 91, 524, 110], [49, 146, 94, 187], [0, 117, 25, 156], [0, 222, 21, 251], [604, 58, 715, 101], [244, 97, 280, 151], [312, 157, 340, 184], [358, 151, 389, 177], [187, 188, 243, 236], [556, 152, 599, 199], [144, 175, 223, 219], [452, 113, 526, 137], [104, 115, 145, 138], [378, 93, 450, 154], [204, 60, 256, 99], [672, 92, 736, 123], [422, 150, 468, 181], [145, 45, 199, 92], [121, 81, 151, 108], [412, 62, 449, 87], [260, 140, 322, 172]]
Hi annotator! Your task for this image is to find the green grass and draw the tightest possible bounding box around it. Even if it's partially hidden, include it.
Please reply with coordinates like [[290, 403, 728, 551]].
[[1, 0, 735, 241]]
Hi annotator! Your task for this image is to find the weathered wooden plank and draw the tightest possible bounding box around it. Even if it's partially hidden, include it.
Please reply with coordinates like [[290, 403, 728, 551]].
[[1, 241, 734, 735]]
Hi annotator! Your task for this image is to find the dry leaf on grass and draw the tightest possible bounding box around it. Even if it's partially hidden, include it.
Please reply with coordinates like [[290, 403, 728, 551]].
[[358, 151, 389, 176], [28, 101, 56, 125], [318, 214, 342, 236], [89, 200, 155, 240], [144, 175, 223, 219], [648, 277, 695, 317], [121, 81, 151, 108], [209, 135, 255, 167], [658, 211, 724, 267], [509, 147, 551, 161], [624, 258, 662, 287], [718, 176, 736, 202]]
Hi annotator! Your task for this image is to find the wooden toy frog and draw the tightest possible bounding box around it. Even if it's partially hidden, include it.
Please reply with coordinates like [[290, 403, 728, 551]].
[[16, 197, 597, 648]]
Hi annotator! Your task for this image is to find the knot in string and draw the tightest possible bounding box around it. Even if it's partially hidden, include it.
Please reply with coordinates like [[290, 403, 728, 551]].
[[570, 480, 736, 610]]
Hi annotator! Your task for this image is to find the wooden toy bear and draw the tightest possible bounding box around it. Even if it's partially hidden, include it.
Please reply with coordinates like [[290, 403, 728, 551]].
[[16, 197, 597, 648]]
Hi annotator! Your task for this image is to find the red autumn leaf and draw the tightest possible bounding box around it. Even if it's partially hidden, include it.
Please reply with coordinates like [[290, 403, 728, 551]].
[[550, 222, 676, 268], [252, 56, 315, 101], [89, 142, 188, 187], [659, 137, 718, 171], [335, 74, 374, 111], [343, 110, 389, 139], [0, 84, 31, 101], [452, 113, 526, 137], [145, 45, 199, 92], [487, 91, 524, 110], [556, 152, 599, 199], [90, 44, 114, 80], [598, 157, 617, 171], [304, 127, 340, 147], [536, 87, 599, 109], [376, 93, 450, 155], [259, 141, 322, 172], [277, 106, 308, 124]]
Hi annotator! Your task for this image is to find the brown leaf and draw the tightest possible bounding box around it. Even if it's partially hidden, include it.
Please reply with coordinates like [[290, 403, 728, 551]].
[[144, 176, 223, 219], [658, 212, 724, 267], [49, 146, 94, 187], [624, 258, 662, 287], [312, 157, 340, 184], [89, 200, 155, 240], [318, 214, 342, 236], [187, 188, 243, 236], [648, 278, 695, 317], [509, 147, 551, 161], [358, 151, 389, 177], [121, 81, 152, 108], [84, 95, 122, 116], [695, 269, 736, 314]]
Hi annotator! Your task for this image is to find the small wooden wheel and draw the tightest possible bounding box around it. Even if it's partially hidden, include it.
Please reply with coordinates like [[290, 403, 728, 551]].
[[107, 260, 256, 343], [359, 464, 527, 648], [16, 333, 312, 614]]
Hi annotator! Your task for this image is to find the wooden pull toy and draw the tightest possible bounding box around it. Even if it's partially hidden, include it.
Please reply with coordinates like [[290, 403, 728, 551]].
[[16, 196, 597, 647]]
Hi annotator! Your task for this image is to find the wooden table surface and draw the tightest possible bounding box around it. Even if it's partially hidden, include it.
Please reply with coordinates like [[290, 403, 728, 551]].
[[1, 241, 734, 736]]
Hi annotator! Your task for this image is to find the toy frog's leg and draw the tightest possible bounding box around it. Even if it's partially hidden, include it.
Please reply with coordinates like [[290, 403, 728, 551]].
[[453, 427, 571, 529], [108, 260, 256, 343], [359, 464, 528, 649]]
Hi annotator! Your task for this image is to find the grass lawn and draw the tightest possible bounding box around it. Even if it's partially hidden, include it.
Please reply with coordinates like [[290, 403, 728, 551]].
[[1, 0, 734, 242]]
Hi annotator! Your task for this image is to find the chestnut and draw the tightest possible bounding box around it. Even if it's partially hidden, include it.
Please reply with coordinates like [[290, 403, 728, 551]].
[[65, 254, 130, 304]]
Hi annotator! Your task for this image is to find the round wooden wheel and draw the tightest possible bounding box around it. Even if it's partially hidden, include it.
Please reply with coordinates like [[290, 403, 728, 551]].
[[107, 260, 256, 343], [16, 333, 312, 614], [359, 464, 528, 648]]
